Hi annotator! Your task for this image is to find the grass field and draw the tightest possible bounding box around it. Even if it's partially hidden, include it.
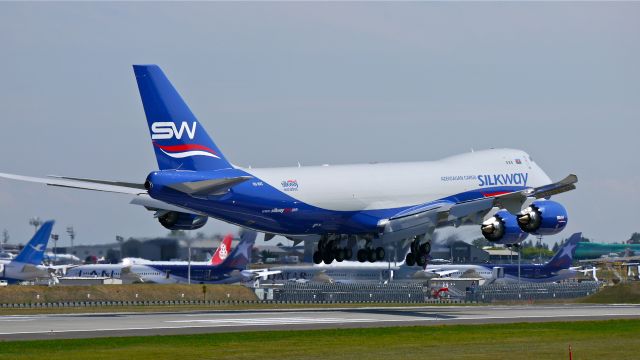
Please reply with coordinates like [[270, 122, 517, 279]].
[[579, 282, 640, 304], [1, 320, 639, 360]]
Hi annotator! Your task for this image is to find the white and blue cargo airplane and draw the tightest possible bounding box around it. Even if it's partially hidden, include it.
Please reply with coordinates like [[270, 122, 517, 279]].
[[0, 65, 577, 267], [0, 221, 54, 283]]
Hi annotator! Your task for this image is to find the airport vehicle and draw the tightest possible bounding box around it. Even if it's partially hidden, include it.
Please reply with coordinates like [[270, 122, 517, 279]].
[[0, 221, 54, 283], [267, 233, 584, 283], [0, 65, 577, 267], [65, 230, 276, 283]]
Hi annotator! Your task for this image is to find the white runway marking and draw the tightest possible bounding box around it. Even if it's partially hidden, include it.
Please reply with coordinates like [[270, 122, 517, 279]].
[[168, 317, 378, 325]]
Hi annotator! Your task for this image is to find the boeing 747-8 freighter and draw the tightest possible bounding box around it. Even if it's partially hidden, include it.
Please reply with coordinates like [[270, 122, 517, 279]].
[[0, 65, 577, 267]]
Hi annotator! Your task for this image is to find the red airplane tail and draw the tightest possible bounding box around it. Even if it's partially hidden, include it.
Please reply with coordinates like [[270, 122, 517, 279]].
[[210, 234, 233, 265]]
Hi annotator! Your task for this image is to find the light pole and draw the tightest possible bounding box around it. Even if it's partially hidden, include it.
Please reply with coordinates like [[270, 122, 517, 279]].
[[51, 233, 59, 264], [1, 229, 8, 253], [29, 217, 41, 234], [66, 226, 75, 253], [517, 245, 521, 284], [187, 239, 192, 285], [116, 236, 124, 261]]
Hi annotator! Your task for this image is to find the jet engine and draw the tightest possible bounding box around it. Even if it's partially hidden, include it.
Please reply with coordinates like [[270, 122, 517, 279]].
[[516, 200, 568, 235], [481, 210, 528, 245], [158, 211, 208, 231]]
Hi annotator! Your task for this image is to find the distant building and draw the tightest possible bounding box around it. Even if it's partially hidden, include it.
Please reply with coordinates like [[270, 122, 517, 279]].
[[55, 244, 120, 263], [430, 241, 489, 263], [484, 248, 518, 264]]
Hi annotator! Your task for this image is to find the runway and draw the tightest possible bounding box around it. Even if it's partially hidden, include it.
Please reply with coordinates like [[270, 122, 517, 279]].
[[1, 304, 639, 340]]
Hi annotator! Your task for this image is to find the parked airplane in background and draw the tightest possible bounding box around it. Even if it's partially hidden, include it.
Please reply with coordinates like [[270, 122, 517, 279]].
[[121, 233, 234, 267], [0, 65, 577, 268], [0, 221, 54, 283], [266, 233, 585, 284], [424, 232, 585, 282], [65, 230, 277, 284]]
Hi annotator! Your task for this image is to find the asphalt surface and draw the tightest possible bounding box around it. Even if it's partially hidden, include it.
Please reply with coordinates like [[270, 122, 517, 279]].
[[1, 304, 639, 341]]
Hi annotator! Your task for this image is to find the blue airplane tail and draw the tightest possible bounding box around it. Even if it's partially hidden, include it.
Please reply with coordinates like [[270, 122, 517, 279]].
[[545, 232, 582, 269], [219, 229, 256, 270], [132, 65, 232, 171], [14, 221, 54, 265]]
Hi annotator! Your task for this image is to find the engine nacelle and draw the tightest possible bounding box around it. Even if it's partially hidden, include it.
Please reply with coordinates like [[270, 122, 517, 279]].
[[158, 211, 208, 231], [516, 200, 568, 235], [481, 210, 528, 245]]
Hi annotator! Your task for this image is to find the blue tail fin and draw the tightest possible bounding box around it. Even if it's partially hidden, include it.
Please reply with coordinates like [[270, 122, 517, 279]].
[[545, 232, 581, 269], [219, 229, 256, 270], [132, 65, 232, 171], [14, 221, 54, 265]]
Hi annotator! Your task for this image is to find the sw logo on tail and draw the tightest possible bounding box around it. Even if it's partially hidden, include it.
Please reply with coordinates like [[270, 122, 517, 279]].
[[151, 121, 197, 140]]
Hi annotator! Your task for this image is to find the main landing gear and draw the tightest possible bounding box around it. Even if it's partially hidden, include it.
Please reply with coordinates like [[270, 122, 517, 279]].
[[356, 245, 385, 263], [313, 238, 354, 265], [405, 237, 431, 267], [313, 237, 385, 264]]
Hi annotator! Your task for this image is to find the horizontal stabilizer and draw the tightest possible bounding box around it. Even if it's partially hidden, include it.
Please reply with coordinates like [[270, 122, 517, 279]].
[[48, 176, 146, 190], [0, 173, 145, 195], [167, 176, 252, 197]]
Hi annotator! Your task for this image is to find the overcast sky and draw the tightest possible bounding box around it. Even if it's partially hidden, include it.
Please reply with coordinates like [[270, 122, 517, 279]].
[[0, 2, 638, 247]]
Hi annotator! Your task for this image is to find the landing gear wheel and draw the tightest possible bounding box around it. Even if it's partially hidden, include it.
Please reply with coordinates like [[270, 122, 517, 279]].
[[357, 249, 368, 263], [375, 247, 385, 261], [419, 242, 431, 255], [313, 251, 322, 264], [326, 240, 335, 252], [345, 248, 353, 260], [367, 250, 376, 263], [416, 254, 427, 267], [405, 252, 416, 266], [335, 249, 346, 262], [323, 251, 335, 264]]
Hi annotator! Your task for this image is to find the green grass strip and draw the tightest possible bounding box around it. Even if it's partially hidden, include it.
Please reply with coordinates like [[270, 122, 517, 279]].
[[1, 319, 639, 360]]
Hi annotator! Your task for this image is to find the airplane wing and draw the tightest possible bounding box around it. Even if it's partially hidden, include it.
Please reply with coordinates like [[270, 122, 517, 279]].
[[46, 264, 78, 276], [241, 269, 282, 280], [424, 268, 459, 277], [380, 174, 578, 241]]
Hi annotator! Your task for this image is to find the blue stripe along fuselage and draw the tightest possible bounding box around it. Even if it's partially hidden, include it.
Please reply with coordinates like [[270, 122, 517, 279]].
[[146, 169, 527, 235]]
